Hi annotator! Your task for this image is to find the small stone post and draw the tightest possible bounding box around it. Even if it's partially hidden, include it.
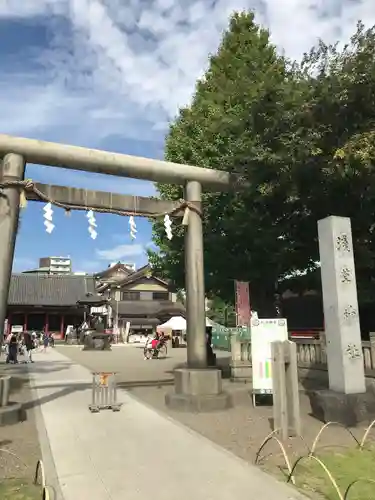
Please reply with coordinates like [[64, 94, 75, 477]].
[[319, 331, 327, 364], [0, 376, 10, 407], [369, 332, 375, 370], [230, 333, 242, 362], [271, 340, 301, 441]]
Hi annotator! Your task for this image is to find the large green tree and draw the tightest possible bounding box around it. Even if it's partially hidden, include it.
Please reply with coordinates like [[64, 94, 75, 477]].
[[150, 12, 307, 314], [281, 22, 375, 302], [150, 16, 375, 311]]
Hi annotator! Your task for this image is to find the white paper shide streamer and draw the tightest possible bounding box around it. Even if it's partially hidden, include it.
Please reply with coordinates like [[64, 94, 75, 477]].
[[129, 215, 137, 240], [87, 210, 98, 240], [164, 214, 173, 240], [43, 202, 55, 233]]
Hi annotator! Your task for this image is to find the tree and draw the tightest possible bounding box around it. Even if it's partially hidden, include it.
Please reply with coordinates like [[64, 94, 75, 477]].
[[284, 22, 375, 302], [206, 296, 236, 327], [150, 11, 306, 314], [151, 16, 375, 311]]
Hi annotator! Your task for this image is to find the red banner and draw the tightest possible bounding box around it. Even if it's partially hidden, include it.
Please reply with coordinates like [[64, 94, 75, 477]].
[[235, 281, 251, 326]]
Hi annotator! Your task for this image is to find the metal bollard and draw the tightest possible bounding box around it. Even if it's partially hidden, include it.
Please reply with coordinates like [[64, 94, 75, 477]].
[[89, 372, 121, 413], [0, 376, 10, 407]]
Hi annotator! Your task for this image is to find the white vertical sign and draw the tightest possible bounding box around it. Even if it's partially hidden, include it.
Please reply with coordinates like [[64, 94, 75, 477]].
[[123, 321, 131, 343], [251, 318, 288, 395]]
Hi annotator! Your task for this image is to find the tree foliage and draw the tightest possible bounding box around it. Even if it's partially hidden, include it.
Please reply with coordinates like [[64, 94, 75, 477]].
[[150, 15, 375, 312], [206, 297, 236, 327]]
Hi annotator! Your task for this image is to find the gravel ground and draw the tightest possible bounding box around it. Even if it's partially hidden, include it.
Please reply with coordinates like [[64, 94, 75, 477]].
[[58, 344, 375, 481], [0, 358, 41, 483]]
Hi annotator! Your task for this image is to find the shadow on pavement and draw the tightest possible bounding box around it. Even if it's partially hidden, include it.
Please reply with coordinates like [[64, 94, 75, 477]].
[[22, 377, 176, 410], [0, 360, 80, 416], [0, 440, 12, 447], [117, 379, 174, 391], [0, 362, 70, 412], [23, 383, 89, 411]]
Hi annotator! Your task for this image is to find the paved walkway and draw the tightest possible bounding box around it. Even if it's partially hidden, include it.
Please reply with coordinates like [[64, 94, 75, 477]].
[[28, 349, 307, 500]]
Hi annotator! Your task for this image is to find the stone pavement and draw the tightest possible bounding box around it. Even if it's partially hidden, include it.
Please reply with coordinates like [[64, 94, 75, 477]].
[[28, 348, 308, 500]]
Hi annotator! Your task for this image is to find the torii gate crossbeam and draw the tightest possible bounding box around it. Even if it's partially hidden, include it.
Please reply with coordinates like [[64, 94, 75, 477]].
[[0, 134, 244, 190]]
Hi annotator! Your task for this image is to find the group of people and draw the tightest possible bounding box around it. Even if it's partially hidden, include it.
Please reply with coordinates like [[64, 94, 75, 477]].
[[3, 331, 53, 364]]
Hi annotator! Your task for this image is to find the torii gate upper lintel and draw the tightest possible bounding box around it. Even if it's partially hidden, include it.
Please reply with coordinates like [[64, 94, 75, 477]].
[[0, 136, 241, 412]]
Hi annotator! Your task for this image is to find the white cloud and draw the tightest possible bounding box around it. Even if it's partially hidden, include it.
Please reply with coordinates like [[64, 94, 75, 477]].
[[1, 0, 374, 149], [73, 259, 103, 273], [95, 243, 146, 261]]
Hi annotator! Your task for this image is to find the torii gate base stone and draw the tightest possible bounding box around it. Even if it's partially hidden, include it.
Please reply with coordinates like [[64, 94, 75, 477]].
[[308, 216, 375, 426]]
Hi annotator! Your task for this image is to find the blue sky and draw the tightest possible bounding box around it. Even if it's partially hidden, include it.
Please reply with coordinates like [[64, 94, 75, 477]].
[[2, 1, 373, 274]]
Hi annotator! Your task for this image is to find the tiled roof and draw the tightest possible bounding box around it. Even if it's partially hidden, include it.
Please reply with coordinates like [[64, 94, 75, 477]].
[[94, 262, 133, 279], [115, 265, 170, 287], [76, 293, 108, 305], [22, 267, 50, 273], [122, 317, 160, 326], [8, 274, 97, 307], [112, 300, 185, 317]]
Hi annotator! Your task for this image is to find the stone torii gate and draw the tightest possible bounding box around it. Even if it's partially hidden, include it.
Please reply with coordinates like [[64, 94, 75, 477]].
[[0, 134, 243, 411]]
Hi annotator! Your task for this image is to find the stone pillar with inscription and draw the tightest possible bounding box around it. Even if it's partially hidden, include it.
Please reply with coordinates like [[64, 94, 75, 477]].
[[308, 216, 375, 426], [318, 216, 365, 394]]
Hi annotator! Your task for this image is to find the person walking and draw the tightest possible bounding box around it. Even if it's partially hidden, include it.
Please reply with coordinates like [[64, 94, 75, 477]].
[[23, 332, 35, 363], [42, 332, 49, 353], [6, 334, 19, 364], [48, 333, 55, 348]]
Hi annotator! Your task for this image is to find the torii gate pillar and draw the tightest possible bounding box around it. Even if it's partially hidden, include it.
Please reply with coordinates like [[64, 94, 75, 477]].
[[165, 181, 231, 411], [184, 181, 206, 368], [0, 154, 25, 337]]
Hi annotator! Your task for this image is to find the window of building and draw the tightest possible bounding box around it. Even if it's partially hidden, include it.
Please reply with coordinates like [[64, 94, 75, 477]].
[[152, 292, 169, 301], [121, 291, 140, 301]]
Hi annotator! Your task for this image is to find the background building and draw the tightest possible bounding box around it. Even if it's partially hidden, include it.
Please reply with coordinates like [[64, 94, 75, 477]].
[[6, 262, 184, 340], [22, 256, 75, 275], [6, 273, 99, 338], [38, 256, 72, 274], [95, 263, 184, 336], [108, 262, 135, 272]]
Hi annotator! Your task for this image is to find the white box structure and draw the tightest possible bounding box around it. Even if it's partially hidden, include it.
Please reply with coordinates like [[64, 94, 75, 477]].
[[250, 318, 288, 400]]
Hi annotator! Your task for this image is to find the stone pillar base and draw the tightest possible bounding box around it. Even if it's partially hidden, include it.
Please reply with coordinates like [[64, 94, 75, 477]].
[[67, 337, 79, 345], [83, 336, 112, 351], [230, 361, 252, 382], [165, 368, 232, 412], [0, 403, 25, 426], [308, 388, 375, 427]]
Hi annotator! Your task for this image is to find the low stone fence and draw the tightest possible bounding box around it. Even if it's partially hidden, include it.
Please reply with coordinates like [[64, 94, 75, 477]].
[[230, 332, 375, 381]]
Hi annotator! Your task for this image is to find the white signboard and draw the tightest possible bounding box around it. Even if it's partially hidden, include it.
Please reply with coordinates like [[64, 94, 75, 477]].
[[251, 318, 288, 396], [11, 325, 23, 334], [123, 321, 131, 343]]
